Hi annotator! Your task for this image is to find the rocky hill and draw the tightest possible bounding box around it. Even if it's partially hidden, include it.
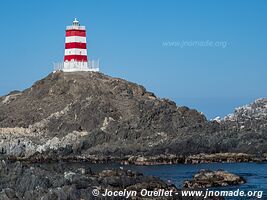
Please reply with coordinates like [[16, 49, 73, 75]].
[[215, 98, 267, 155], [0, 72, 266, 159], [222, 98, 267, 131]]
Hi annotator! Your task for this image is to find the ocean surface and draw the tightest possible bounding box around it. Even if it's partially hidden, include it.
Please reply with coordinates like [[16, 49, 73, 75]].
[[89, 162, 267, 200]]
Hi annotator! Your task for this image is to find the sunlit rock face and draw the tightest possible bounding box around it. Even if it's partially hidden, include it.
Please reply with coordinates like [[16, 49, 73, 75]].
[[0, 72, 266, 158]]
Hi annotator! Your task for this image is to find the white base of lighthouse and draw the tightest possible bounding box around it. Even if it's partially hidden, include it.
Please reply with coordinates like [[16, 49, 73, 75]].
[[63, 61, 92, 72], [53, 60, 100, 72]]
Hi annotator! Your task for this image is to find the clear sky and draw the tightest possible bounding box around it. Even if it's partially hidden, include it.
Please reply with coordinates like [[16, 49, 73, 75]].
[[0, 0, 266, 119]]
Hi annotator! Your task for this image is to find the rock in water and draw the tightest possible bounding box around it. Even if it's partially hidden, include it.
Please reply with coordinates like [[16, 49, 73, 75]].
[[0, 161, 174, 200], [183, 169, 246, 188]]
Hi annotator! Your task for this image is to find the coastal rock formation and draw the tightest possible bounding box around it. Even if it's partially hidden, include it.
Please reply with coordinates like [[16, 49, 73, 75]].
[[214, 98, 267, 155], [223, 98, 267, 127], [120, 153, 263, 165], [183, 170, 246, 189], [184, 153, 262, 164], [0, 160, 176, 200], [0, 71, 210, 158], [0, 72, 266, 159], [0, 160, 224, 200], [121, 154, 185, 165]]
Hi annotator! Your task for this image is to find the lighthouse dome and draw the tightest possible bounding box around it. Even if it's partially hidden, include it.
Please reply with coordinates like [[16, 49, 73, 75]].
[[73, 18, 79, 26]]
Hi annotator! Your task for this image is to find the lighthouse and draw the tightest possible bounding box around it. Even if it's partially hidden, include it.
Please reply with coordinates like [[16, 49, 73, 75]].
[[54, 18, 99, 72]]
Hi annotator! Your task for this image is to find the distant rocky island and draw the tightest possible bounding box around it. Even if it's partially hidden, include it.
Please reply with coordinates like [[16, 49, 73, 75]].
[[0, 71, 266, 163]]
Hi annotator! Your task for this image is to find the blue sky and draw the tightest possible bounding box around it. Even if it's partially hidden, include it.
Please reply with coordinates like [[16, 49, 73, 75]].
[[0, 0, 266, 119]]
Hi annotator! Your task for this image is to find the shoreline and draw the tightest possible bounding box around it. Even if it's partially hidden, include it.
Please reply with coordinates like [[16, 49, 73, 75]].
[[3, 152, 266, 165]]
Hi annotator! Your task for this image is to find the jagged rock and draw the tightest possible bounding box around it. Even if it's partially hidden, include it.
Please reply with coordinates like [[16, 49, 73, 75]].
[[0, 72, 266, 159], [223, 98, 267, 123], [0, 161, 177, 200], [183, 169, 246, 189], [0, 72, 210, 158], [122, 154, 185, 165]]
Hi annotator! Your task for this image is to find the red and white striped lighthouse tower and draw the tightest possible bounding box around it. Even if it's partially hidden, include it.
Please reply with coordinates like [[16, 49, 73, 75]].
[[57, 18, 99, 72]]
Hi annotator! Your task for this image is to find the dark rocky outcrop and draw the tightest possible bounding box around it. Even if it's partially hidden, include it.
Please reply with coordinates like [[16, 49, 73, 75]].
[[215, 98, 267, 156], [2, 71, 262, 200], [0, 160, 223, 200], [184, 153, 262, 164], [183, 169, 246, 189], [0, 71, 266, 159], [0, 160, 174, 200], [0, 72, 211, 158]]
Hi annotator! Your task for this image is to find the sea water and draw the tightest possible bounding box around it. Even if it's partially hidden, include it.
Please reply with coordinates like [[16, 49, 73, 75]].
[[39, 161, 267, 199], [123, 162, 267, 200]]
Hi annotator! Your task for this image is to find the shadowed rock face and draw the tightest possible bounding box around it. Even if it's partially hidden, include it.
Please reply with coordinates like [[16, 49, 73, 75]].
[[0, 72, 266, 158]]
